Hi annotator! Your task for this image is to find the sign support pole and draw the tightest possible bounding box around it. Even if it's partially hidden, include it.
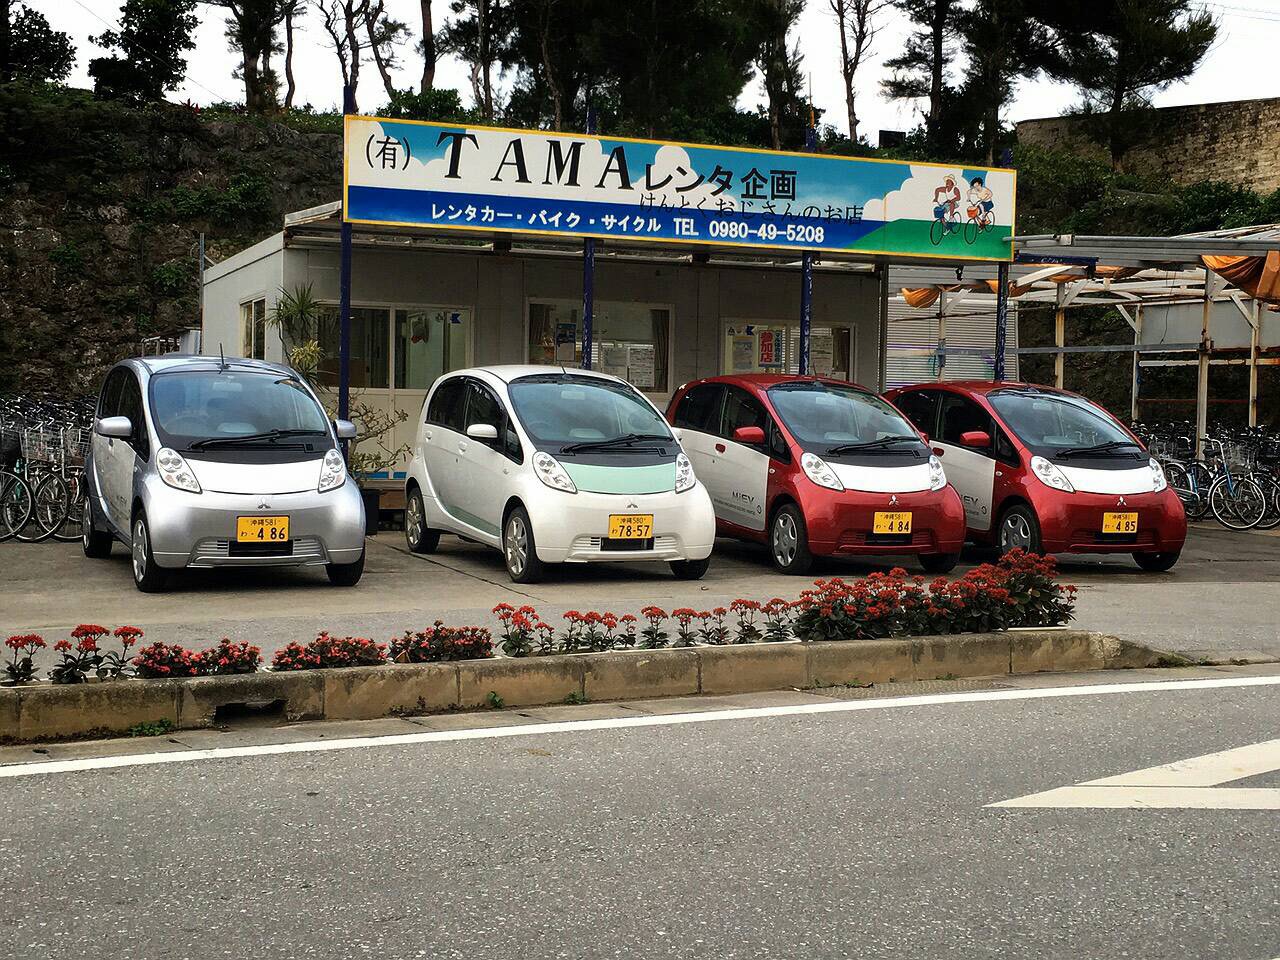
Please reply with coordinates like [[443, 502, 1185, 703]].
[[799, 254, 812, 375], [994, 260, 1009, 381], [338, 84, 355, 443], [581, 106, 597, 370]]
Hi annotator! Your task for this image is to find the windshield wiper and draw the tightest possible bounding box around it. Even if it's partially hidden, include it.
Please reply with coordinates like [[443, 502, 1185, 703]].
[[826, 436, 920, 455], [188, 428, 327, 449], [560, 433, 671, 454], [1056, 439, 1142, 459]]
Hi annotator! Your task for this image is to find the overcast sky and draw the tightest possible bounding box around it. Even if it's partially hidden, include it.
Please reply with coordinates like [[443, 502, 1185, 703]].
[[38, 0, 1280, 145]]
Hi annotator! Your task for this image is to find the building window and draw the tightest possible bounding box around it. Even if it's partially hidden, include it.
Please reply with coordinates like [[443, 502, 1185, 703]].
[[723, 322, 855, 381], [317, 307, 390, 389], [239, 298, 267, 359], [527, 299, 670, 392], [395, 308, 468, 389]]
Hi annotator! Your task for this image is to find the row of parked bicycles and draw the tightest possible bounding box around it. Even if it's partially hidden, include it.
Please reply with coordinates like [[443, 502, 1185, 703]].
[[0, 396, 94, 543], [1133, 421, 1280, 531]]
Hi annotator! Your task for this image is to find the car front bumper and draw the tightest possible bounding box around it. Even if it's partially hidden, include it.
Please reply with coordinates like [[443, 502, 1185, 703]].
[[143, 478, 366, 569], [801, 485, 968, 557], [530, 485, 716, 564], [1033, 487, 1187, 554]]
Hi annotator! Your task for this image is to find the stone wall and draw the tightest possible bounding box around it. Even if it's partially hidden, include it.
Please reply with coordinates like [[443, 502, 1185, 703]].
[[1016, 97, 1280, 193]]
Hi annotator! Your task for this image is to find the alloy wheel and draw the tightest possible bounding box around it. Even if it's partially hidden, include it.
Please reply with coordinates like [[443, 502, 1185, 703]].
[[505, 514, 528, 577], [406, 495, 423, 547], [132, 519, 147, 583], [1001, 513, 1033, 551], [773, 512, 798, 568]]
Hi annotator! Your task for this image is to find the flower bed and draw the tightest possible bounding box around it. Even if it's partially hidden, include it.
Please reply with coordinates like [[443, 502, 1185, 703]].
[[1, 551, 1075, 687]]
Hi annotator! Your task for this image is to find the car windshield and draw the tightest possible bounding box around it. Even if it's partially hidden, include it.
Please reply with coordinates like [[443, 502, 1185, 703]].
[[767, 382, 921, 455], [148, 370, 330, 450], [988, 390, 1140, 457], [508, 375, 673, 452]]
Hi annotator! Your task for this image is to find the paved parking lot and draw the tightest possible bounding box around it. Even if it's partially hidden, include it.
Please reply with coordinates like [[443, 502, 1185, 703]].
[[2, 523, 1279, 668]]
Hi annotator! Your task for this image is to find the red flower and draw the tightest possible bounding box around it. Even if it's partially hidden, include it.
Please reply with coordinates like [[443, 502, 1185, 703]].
[[54, 639, 72, 652]]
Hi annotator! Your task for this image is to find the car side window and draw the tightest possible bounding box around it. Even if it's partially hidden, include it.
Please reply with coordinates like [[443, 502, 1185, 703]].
[[99, 369, 125, 419], [426, 378, 467, 432], [119, 373, 150, 461], [720, 387, 766, 439], [672, 384, 723, 432], [939, 394, 994, 453], [464, 381, 522, 463], [768, 420, 792, 463], [894, 390, 939, 437]]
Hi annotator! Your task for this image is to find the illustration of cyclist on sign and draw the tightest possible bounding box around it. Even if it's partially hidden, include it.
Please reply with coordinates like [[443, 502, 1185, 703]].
[[930, 175, 962, 245], [964, 176, 995, 244]]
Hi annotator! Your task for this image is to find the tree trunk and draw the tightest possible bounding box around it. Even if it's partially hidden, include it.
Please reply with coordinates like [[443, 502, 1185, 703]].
[[929, 0, 945, 131], [1108, 40, 1129, 170], [420, 0, 435, 91], [833, 0, 857, 142], [478, 0, 493, 120], [284, 4, 297, 109], [346, 0, 363, 112], [1, 0, 12, 84], [538, 2, 562, 131], [242, 47, 260, 112], [367, 3, 397, 102]]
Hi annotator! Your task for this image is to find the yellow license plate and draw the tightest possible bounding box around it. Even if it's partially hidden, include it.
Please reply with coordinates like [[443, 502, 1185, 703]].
[[608, 514, 654, 540], [236, 515, 290, 543], [1102, 512, 1138, 534], [873, 511, 913, 534]]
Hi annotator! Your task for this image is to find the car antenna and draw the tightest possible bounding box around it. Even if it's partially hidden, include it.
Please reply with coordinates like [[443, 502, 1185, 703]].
[[218, 343, 228, 371]]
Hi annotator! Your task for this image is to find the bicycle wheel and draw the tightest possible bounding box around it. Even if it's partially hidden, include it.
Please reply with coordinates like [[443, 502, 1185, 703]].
[[50, 470, 86, 542], [0, 471, 33, 542], [930, 219, 945, 245], [14, 473, 68, 543], [963, 219, 978, 244], [1254, 474, 1280, 531], [1185, 462, 1215, 520], [1209, 475, 1268, 530]]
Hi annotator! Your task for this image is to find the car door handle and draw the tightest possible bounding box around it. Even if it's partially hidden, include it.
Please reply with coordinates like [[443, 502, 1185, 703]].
[[457, 441, 467, 452], [715, 443, 726, 454]]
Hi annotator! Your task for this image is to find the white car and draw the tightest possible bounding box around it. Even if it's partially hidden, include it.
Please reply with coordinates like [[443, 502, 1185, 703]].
[[403, 366, 716, 583]]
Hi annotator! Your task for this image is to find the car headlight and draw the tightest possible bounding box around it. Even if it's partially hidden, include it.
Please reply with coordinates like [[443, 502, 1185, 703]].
[[801, 452, 843, 491], [674, 452, 696, 493], [318, 447, 346, 493], [533, 451, 577, 493], [1030, 455, 1074, 493], [156, 447, 201, 494], [928, 454, 947, 491], [1149, 457, 1167, 493]]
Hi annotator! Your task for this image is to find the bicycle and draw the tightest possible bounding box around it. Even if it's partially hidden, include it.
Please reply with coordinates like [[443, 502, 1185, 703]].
[[929, 204, 961, 246], [962, 204, 994, 245]]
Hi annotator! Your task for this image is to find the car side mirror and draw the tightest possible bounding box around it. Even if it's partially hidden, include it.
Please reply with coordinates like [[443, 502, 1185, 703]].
[[95, 416, 132, 439], [960, 429, 991, 448], [334, 419, 358, 440], [919, 432, 929, 445], [733, 425, 766, 445], [466, 423, 499, 441]]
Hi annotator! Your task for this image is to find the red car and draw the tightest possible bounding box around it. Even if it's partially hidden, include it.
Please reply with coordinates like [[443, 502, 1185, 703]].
[[666, 375, 966, 574], [885, 381, 1187, 571]]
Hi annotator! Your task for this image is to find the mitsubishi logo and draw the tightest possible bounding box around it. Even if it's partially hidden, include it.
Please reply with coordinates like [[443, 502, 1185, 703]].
[[626, 501, 638, 510], [888, 495, 899, 506], [258, 499, 271, 510], [1117, 496, 1127, 507]]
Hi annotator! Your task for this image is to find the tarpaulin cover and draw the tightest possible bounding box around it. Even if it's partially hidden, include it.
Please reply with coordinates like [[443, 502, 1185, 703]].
[[1203, 252, 1280, 305]]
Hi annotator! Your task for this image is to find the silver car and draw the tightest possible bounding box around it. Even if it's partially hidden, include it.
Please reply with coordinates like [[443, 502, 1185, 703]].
[[82, 356, 366, 591]]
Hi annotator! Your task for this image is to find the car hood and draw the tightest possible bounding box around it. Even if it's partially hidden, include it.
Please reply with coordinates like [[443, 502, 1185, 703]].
[[561, 461, 676, 495], [186, 456, 321, 495], [829, 460, 933, 494], [1057, 463, 1156, 495]]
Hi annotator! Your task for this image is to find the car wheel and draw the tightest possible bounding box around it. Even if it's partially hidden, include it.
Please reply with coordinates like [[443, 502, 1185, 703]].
[[131, 512, 167, 593], [326, 549, 365, 586], [82, 496, 113, 558], [919, 552, 960, 574], [404, 488, 440, 554], [997, 504, 1042, 555], [770, 503, 813, 575], [670, 557, 710, 580], [1133, 550, 1180, 573], [503, 506, 545, 584]]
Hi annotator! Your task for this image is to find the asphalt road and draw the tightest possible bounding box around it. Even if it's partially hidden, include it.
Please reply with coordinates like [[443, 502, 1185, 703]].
[[1, 666, 1277, 959], [2, 522, 1279, 667]]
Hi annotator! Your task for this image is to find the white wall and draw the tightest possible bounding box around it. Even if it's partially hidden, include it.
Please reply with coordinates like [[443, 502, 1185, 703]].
[[201, 234, 286, 359]]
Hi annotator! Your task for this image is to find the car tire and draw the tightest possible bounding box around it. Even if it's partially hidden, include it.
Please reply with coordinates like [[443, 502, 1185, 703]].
[[404, 488, 440, 554], [82, 496, 113, 558], [997, 503, 1043, 555], [326, 549, 365, 586], [770, 503, 814, 575], [503, 506, 545, 584], [130, 511, 167, 593], [1133, 550, 1180, 573], [919, 552, 960, 574], [670, 557, 710, 580]]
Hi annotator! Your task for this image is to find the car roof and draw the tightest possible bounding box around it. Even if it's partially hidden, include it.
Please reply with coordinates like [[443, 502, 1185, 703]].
[[451, 364, 627, 385], [124, 355, 297, 377], [678, 373, 877, 393], [890, 380, 1083, 400]]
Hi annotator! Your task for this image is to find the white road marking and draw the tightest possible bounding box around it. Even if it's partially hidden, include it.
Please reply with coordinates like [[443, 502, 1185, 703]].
[[992, 737, 1280, 810], [1, 674, 1277, 781]]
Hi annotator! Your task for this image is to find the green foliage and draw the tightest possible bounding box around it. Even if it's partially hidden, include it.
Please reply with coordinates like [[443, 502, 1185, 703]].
[[48, 241, 84, 272], [89, 0, 199, 102], [128, 718, 176, 737], [377, 87, 478, 124], [8, 4, 77, 83], [167, 173, 272, 225], [150, 258, 191, 297]]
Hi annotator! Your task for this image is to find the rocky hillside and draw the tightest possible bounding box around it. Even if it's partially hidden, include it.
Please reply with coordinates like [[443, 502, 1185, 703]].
[[0, 85, 344, 395]]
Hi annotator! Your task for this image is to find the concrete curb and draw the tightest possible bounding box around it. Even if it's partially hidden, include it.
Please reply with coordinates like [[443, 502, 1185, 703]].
[[0, 630, 1168, 742]]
